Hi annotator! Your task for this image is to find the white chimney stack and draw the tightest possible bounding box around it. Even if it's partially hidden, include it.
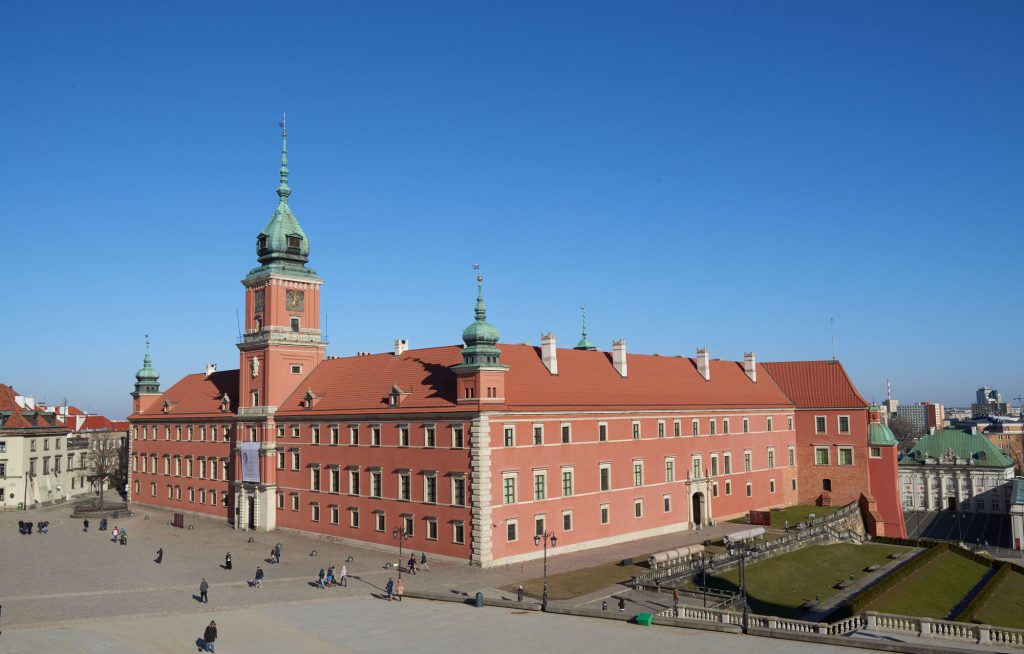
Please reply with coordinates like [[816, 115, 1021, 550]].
[[206, 363, 218, 377], [541, 333, 558, 375], [743, 352, 757, 383], [394, 339, 409, 356], [697, 347, 710, 381], [612, 339, 628, 377]]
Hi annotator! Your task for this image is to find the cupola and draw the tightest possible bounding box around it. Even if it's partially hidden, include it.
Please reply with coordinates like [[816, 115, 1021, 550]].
[[255, 119, 310, 267], [134, 337, 160, 394], [459, 275, 503, 367]]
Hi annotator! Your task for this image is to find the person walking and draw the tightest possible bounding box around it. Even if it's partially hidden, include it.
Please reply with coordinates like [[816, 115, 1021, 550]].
[[317, 567, 326, 590], [274, 543, 281, 564], [156, 547, 163, 564], [672, 587, 680, 618], [396, 577, 404, 602], [420, 552, 429, 572], [199, 578, 209, 603], [120, 530, 127, 546], [253, 566, 264, 589], [111, 526, 118, 542], [99, 517, 107, 532], [407, 554, 417, 575], [618, 597, 626, 613], [517, 585, 524, 602], [203, 620, 217, 653], [225, 552, 232, 570], [83, 519, 89, 533], [384, 577, 394, 601], [326, 566, 334, 588], [339, 564, 348, 587]]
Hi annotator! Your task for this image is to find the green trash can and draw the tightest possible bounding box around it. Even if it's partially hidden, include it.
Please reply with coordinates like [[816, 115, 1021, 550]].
[[636, 613, 654, 626], [474, 592, 484, 607]]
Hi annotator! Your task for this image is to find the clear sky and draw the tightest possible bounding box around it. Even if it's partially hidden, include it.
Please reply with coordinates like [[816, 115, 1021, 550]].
[[2, 1, 1021, 419]]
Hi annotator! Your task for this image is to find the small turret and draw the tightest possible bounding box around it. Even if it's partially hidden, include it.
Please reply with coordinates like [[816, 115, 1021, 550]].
[[134, 336, 160, 394], [574, 306, 596, 351], [459, 275, 502, 367]]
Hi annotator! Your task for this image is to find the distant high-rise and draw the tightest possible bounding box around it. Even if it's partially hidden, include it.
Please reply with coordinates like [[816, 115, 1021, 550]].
[[973, 387, 1010, 417]]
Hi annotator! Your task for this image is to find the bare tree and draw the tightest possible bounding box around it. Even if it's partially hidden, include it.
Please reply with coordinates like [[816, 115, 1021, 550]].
[[1006, 435, 1024, 475], [85, 433, 123, 508], [888, 416, 919, 445]]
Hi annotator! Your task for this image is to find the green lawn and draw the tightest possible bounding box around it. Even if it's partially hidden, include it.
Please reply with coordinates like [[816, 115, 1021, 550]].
[[971, 569, 1024, 628], [866, 551, 991, 619], [508, 553, 653, 601], [681, 542, 908, 619]]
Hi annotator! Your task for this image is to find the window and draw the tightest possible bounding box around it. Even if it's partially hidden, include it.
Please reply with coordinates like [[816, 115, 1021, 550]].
[[349, 426, 359, 446], [768, 449, 775, 469], [504, 426, 514, 448], [633, 462, 643, 487], [188, 487, 196, 502], [330, 468, 341, 493], [348, 470, 360, 495], [870, 446, 881, 458], [743, 418, 750, 433], [507, 520, 518, 542], [838, 416, 850, 433], [692, 420, 699, 436], [838, 447, 854, 466], [787, 416, 793, 431], [745, 482, 752, 497], [665, 458, 675, 482], [452, 426, 464, 448], [723, 452, 732, 475], [632, 422, 641, 440], [561, 423, 571, 444], [503, 475, 517, 504], [599, 423, 608, 442], [150, 482, 156, 496], [291, 426, 300, 439], [723, 419, 730, 435], [634, 499, 643, 518], [673, 420, 681, 437], [534, 516, 545, 537], [815, 447, 830, 465], [562, 511, 573, 531], [823, 478, 832, 492], [709, 419, 716, 435], [426, 518, 438, 540], [561, 469, 573, 496], [399, 473, 411, 501], [600, 504, 610, 524], [399, 426, 410, 447], [423, 474, 437, 503], [658, 421, 665, 438], [311, 503, 320, 522], [371, 426, 381, 447], [712, 482, 719, 497], [744, 451, 752, 472], [290, 316, 300, 332], [533, 472, 546, 500], [424, 426, 436, 448], [312, 425, 320, 445], [664, 494, 672, 512], [599, 464, 611, 491], [404, 516, 415, 537], [815, 416, 827, 433], [691, 456, 701, 479], [792, 478, 798, 490], [725, 480, 732, 496], [769, 478, 776, 493], [310, 467, 321, 492], [370, 470, 382, 498], [330, 426, 339, 445], [375, 512, 386, 532], [789, 446, 795, 466], [276, 493, 285, 509], [453, 477, 466, 506], [291, 450, 300, 470], [533, 425, 543, 445], [453, 521, 465, 544], [199, 488, 206, 504], [710, 454, 718, 477]]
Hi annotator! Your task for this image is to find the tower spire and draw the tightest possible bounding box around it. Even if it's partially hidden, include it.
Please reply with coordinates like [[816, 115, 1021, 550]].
[[457, 266, 503, 368], [277, 113, 290, 203], [135, 334, 160, 394], [575, 305, 596, 350]]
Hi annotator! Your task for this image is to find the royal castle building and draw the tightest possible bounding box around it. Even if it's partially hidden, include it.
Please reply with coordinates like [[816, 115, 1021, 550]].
[[128, 129, 905, 566]]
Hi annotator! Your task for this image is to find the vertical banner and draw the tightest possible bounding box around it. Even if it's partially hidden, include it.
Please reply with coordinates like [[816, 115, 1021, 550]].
[[241, 442, 261, 483]]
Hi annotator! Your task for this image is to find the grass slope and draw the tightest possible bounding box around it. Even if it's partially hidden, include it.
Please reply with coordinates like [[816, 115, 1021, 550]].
[[866, 550, 989, 619], [972, 569, 1024, 629]]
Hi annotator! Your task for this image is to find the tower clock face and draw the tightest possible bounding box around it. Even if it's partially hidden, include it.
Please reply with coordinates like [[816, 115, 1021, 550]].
[[286, 289, 305, 311], [254, 290, 265, 313]]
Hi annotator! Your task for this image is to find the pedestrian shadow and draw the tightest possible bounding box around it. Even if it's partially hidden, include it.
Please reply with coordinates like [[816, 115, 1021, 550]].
[[192, 595, 204, 603], [370, 592, 392, 601], [220, 564, 231, 570], [195, 638, 206, 651], [307, 581, 324, 589]]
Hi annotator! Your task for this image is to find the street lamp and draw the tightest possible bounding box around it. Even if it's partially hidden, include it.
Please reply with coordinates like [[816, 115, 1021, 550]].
[[696, 554, 715, 607], [728, 544, 751, 634], [392, 527, 410, 580], [534, 530, 557, 611]]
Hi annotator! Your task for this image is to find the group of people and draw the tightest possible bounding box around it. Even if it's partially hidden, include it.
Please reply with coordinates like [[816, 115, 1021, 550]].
[[405, 552, 429, 574], [315, 564, 349, 589], [17, 520, 49, 534], [384, 576, 405, 601], [110, 525, 127, 545]]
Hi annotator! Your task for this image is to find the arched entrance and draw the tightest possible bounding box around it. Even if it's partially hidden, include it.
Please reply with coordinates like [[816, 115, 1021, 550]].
[[692, 492, 705, 527]]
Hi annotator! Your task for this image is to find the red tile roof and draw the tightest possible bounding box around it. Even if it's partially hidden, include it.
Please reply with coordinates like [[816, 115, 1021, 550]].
[[761, 360, 867, 409], [81, 415, 114, 431], [3, 407, 34, 429], [137, 370, 240, 417], [0, 384, 21, 411], [277, 344, 795, 416]]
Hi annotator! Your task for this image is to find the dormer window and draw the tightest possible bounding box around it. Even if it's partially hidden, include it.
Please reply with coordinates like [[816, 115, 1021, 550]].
[[303, 389, 320, 409], [287, 235, 301, 250], [388, 384, 409, 407], [219, 394, 230, 412], [257, 235, 268, 252]]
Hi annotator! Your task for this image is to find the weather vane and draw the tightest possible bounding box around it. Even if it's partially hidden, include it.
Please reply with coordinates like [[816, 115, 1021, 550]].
[[278, 112, 287, 137], [473, 263, 482, 283]]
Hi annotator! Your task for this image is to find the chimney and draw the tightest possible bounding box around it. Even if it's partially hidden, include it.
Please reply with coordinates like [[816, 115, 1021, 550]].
[[743, 352, 757, 383], [541, 333, 558, 375], [394, 339, 409, 356], [205, 363, 218, 377], [697, 347, 710, 381], [612, 339, 627, 377]]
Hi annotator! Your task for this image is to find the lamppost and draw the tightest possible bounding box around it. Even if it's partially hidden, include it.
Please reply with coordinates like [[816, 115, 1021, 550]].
[[534, 530, 557, 610], [696, 554, 715, 607], [392, 527, 410, 580], [728, 544, 750, 634], [956, 510, 963, 546]]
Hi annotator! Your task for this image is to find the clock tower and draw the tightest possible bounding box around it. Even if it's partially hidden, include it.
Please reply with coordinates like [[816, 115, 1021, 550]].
[[237, 124, 327, 412]]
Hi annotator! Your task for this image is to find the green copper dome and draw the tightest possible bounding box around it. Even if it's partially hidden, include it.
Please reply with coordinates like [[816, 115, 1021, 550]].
[[574, 306, 596, 350], [867, 421, 898, 447], [134, 338, 160, 394], [256, 127, 310, 266], [460, 277, 502, 367]]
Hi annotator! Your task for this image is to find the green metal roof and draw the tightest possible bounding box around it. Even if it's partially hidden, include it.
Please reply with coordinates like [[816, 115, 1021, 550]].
[[255, 130, 311, 268], [868, 421, 898, 446], [899, 428, 1013, 468]]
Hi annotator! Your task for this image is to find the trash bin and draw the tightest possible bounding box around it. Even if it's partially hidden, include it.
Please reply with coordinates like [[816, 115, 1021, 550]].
[[474, 592, 484, 608], [636, 613, 654, 626]]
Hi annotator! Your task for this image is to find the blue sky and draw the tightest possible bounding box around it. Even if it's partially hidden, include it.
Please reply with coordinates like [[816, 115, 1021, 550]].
[[2, 1, 1021, 418]]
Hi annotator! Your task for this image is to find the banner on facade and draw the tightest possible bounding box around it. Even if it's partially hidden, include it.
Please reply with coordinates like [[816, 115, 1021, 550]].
[[241, 442, 260, 483]]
